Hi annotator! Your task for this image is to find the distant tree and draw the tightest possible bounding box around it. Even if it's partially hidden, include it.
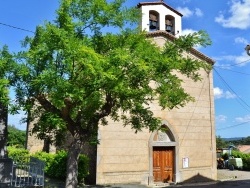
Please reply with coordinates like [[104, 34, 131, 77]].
[[9, 0, 212, 187], [7, 125, 26, 148], [216, 136, 228, 148], [228, 136, 250, 146], [242, 136, 250, 145]]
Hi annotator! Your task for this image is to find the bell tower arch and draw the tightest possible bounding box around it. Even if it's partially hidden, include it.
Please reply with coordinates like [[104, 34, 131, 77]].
[[137, 1, 183, 36]]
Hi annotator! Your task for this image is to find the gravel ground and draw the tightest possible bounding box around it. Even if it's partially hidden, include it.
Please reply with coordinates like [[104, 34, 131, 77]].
[[217, 169, 250, 181]]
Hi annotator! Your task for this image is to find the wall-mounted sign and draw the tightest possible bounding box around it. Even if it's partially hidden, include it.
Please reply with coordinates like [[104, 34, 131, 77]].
[[183, 157, 189, 168]]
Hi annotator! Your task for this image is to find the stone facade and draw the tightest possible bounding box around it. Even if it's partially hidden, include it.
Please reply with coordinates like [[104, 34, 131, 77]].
[[96, 1, 216, 185], [96, 50, 216, 185], [27, 119, 56, 154]]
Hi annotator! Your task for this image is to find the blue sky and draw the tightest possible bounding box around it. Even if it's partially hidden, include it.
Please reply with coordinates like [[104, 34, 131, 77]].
[[1, 0, 250, 138]]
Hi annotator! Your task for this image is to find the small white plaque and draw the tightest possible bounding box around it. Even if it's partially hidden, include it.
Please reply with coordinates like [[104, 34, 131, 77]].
[[183, 157, 189, 168]]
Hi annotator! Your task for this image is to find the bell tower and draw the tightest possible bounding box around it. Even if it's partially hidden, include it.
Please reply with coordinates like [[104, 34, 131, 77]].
[[137, 0, 182, 36]]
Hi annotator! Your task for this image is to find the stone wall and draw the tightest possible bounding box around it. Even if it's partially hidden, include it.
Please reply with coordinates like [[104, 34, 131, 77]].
[[95, 35, 216, 185]]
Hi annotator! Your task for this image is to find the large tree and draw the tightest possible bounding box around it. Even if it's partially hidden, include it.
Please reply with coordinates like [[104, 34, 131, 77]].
[[11, 0, 211, 187]]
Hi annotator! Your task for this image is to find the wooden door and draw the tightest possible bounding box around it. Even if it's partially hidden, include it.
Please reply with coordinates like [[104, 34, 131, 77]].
[[153, 147, 174, 183]]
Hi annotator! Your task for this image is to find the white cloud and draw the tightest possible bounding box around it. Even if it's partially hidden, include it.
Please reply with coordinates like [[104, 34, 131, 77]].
[[182, 0, 190, 4], [195, 8, 203, 17], [224, 91, 236, 99], [214, 87, 224, 99], [235, 114, 250, 123], [214, 87, 236, 99], [234, 52, 250, 66], [234, 37, 248, 45], [215, 51, 250, 67], [216, 115, 227, 122], [176, 7, 203, 18], [176, 7, 193, 18], [181, 29, 197, 36], [215, 0, 250, 29]]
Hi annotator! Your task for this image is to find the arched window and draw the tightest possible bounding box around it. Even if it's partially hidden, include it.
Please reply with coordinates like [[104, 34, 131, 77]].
[[149, 11, 159, 31], [165, 15, 175, 34]]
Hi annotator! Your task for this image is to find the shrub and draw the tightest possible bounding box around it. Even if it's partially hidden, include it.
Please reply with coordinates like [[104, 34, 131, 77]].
[[231, 150, 250, 170], [32, 150, 89, 182], [32, 151, 55, 173], [46, 150, 67, 179], [7, 146, 30, 163], [78, 154, 89, 183], [7, 147, 89, 183]]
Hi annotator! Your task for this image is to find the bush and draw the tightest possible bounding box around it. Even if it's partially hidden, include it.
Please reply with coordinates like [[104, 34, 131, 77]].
[[78, 154, 89, 183], [231, 150, 250, 170], [7, 147, 89, 183], [46, 150, 67, 179], [33, 150, 89, 182], [32, 151, 55, 173], [7, 146, 30, 163]]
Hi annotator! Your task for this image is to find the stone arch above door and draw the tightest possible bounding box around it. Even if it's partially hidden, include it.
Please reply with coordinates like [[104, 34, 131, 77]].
[[148, 120, 180, 185], [149, 120, 178, 147]]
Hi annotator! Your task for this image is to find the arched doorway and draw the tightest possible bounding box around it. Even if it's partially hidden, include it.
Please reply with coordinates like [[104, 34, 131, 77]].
[[148, 121, 179, 185]]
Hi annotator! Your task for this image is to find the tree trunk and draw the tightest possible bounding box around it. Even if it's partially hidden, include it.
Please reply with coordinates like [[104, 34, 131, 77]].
[[0, 102, 7, 158], [65, 138, 83, 188]]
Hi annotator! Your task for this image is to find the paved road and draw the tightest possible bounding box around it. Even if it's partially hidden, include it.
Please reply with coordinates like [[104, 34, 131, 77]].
[[85, 180, 250, 188], [84, 169, 250, 188]]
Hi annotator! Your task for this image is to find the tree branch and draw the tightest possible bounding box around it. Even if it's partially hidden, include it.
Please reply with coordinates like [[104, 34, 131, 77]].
[[36, 94, 77, 136]]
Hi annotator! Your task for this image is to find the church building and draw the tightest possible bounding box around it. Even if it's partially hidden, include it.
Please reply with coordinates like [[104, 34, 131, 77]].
[[27, 1, 216, 186], [95, 1, 216, 186]]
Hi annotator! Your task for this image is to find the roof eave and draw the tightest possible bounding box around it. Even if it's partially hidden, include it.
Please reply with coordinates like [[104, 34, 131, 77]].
[[147, 31, 215, 65], [137, 2, 183, 17]]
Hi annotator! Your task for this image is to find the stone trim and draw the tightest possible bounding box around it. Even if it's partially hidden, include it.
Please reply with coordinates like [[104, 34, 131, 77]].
[[148, 120, 180, 185]]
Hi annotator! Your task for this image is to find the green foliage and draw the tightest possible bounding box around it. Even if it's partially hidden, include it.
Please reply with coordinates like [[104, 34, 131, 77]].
[[45, 150, 68, 179], [231, 150, 250, 170], [78, 154, 89, 183], [7, 146, 30, 163], [222, 152, 229, 161], [31, 151, 55, 173], [0, 45, 13, 105], [229, 136, 250, 145], [33, 150, 89, 182], [7, 0, 213, 185], [7, 146, 89, 182], [7, 125, 26, 148], [215, 136, 250, 148], [10, 0, 213, 146], [216, 136, 228, 149]]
